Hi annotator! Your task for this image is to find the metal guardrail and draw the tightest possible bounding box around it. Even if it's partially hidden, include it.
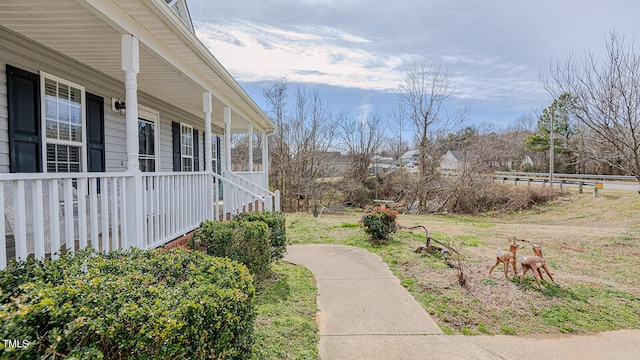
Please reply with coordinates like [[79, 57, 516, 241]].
[[495, 171, 637, 182], [491, 171, 640, 196], [494, 175, 596, 187]]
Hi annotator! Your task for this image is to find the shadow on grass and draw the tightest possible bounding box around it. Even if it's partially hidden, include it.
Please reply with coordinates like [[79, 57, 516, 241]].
[[255, 271, 292, 306]]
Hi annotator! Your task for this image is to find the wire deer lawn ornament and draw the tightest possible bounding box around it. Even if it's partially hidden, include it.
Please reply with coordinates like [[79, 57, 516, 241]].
[[488, 237, 524, 279], [518, 239, 554, 289]]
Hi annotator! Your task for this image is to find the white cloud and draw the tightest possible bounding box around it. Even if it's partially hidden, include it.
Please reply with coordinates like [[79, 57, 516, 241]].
[[195, 21, 404, 91], [194, 20, 544, 103]]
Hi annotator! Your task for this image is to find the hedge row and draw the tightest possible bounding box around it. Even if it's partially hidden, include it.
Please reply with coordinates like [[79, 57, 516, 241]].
[[0, 248, 256, 359], [190, 211, 287, 277], [234, 211, 287, 261], [190, 220, 270, 276]]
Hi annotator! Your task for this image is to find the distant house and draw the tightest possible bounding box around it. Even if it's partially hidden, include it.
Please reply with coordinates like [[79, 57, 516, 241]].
[[371, 155, 395, 164], [323, 151, 350, 177], [440, 150, 465, 171], [399, 150, 420, 165]]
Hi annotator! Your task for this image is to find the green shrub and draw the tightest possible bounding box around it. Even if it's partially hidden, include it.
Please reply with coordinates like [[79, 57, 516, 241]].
[[234, 211, 287, 261], [360, 206, 398, 243], [0, 248, 256, 359], [190, 220, 271, 276]]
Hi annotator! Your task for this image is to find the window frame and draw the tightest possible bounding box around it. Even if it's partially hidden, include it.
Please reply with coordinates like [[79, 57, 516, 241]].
[[180, 123, 194, 172], [211, 134, 223, 200], [138, 106, 160, 172], [39, 72, 87, 173]]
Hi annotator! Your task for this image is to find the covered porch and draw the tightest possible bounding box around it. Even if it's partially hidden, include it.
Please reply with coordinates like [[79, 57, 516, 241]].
[[0, 0, 278, 268]]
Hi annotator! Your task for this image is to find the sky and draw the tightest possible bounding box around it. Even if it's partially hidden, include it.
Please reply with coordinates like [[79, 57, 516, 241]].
[[187, 0, 640, 131]]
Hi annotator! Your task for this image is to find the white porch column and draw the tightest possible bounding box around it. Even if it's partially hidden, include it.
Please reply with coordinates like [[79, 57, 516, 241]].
[[203, 91, 213, 220], [122, 34, 144, 248], [203, 91, 213, 172], [262, 132, 269, 189], [224, 106, 232, 173], [248, 124, 253, 174], [122, 34, 140, 172]]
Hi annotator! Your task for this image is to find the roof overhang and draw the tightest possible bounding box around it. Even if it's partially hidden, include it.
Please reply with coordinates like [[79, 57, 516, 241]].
[[0, 0, 274, 133]]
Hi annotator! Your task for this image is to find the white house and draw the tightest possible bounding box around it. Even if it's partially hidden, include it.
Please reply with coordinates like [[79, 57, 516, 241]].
[[399, 150, 420, 165], [440, 150, 465, 171], [0, 0, 279, 269]]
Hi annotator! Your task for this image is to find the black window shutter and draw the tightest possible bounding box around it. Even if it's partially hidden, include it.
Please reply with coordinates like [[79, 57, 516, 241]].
[[86, 92, 105, 173], [216, 136, 222, 174], [172, 121, 181, 171], [193, 129, 199, 171], [6, 65, 42, 173]]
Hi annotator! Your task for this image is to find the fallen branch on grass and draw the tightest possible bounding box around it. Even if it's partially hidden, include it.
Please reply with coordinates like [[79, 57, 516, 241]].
[[398, 224, 462, 258]]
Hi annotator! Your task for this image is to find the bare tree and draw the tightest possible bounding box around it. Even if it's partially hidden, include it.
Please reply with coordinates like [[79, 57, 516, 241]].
[[262, 76, 290, 194], [387, 105, 411, 160], [543, 32, 640, 184], [288, 89, 338, 212], [230, 134, 249, 171], [398, 59, 467, 211], [338, 113, 385, 183]]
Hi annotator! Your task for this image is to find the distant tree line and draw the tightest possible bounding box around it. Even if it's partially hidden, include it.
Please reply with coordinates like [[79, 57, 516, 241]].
[[230, 30, 639, 213]]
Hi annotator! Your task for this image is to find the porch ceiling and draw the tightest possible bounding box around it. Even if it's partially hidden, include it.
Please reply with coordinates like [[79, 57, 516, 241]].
[[0, 0, 273, 133]]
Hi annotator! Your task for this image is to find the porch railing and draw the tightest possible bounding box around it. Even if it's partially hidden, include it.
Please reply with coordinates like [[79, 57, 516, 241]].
[[227, 171, 280, 212], [0, 173, 131, 269], [1, 171, 278, 269]]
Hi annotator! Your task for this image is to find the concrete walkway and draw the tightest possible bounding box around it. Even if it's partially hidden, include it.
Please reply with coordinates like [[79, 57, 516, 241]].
[[285, 244, 640, 360]]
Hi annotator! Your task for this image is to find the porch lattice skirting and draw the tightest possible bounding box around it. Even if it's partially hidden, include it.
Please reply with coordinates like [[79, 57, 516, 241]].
[[0, 171, 279, 269]]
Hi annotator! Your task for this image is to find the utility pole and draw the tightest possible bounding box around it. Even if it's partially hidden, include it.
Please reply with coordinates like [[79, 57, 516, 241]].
[[549, 107, 555, 188]]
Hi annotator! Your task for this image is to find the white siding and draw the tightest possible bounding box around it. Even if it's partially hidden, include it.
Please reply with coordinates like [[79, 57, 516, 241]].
[[104, 111, 126, 172], [0, 27, 211, 174]]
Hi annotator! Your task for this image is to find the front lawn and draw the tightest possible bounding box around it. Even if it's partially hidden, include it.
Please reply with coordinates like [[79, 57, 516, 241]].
[[252, 262, 319, 359], [286, 190, 640, 335]]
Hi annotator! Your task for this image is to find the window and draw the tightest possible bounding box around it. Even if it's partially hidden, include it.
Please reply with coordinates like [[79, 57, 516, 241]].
[[181, 124, 193, 171], [211, 134, 222, 174], [172, 121, 199, 172], [41, 73, 85, 173], [138, 107, 159, 172]]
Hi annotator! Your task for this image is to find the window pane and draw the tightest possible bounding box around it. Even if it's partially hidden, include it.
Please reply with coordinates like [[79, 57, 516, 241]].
[[147, 124, 155, 155], [45, 98, 57, 120], [138, 120, 157, 172], [56, 145, 68, 162], [69, 87, 82, 105], [139, 158, 155, 172], [46, 120, 58, 139], [71, 125, 82, 142], [46, 144, 56, 163], [45, 79, 57, 97], [58, 83, 69, 100], [138, 122, 147, 154], [59, 123, 70, 141], [70, 105, 82, 124], [69, 146, 80, 162], [58, 103, 69, 123], [182, 158, 192, 172], [138, 121, 156, 156]]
